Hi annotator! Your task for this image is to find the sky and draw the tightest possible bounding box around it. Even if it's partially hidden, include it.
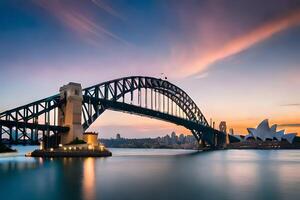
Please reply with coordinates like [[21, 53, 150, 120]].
[[0, 0, 300, 138]]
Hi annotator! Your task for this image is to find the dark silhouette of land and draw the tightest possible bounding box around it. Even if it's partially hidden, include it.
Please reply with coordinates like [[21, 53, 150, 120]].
[[0, 142, 16, 153]]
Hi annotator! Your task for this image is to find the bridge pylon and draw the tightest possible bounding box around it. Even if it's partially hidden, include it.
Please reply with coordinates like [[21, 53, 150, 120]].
[[198, 137, 207, 150], [58, 82, 83, 144], [0, 76, 227, 149]]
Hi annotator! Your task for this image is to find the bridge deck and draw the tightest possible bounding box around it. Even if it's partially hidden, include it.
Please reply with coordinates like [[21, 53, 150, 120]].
[[0, 120, 69, 133]]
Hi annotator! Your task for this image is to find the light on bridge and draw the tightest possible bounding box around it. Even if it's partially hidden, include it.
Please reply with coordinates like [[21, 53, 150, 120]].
[[39, 142, 43, 150], [99, 145, 105, 151]]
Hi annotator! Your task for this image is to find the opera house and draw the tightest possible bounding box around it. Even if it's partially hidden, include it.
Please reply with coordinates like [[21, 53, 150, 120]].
[[228, 119, 300, 149], [244, 119, 296, 144]]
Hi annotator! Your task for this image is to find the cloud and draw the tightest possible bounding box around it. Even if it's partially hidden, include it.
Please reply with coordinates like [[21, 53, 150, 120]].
[[281, 103, 300, 107], [195, 72, 209, 79], [35, 0, 129, 46], [173, 9, 300, 78], [278, 124, 300, 127], [91, 0, 125, 21]]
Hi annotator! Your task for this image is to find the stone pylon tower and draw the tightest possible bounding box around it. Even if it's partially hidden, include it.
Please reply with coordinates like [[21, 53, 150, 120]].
[[58, 82, 83, 144], [219, 121, 229, 147]]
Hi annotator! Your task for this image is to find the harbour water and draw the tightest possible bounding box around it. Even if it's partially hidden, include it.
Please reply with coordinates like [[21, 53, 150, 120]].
[[0, 146, 300, 200]]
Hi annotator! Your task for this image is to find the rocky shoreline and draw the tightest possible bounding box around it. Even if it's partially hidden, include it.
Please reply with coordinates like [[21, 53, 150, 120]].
[[0, 142, 16, 153]]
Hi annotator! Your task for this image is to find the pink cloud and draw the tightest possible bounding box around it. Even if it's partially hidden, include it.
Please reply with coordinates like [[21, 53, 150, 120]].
[[35, 0, 129, 46], [91, 0, 125, 21], [169, 9, 300, 78]]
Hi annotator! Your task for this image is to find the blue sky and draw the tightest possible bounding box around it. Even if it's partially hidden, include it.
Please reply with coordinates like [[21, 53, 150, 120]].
[[0, 0, 300, 137]]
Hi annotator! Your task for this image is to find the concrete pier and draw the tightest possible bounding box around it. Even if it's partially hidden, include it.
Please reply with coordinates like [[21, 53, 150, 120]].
[[29, 148, 112, 157]]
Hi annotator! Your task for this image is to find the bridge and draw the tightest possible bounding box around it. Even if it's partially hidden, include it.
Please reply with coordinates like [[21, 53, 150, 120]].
[[0, 76, 227, 149]]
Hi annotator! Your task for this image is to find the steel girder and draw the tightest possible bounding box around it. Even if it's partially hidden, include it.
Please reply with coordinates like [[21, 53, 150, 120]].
[[0, 95, 60, 122], [0, 76, 225, 147], [81, 76, 223, 145], [0, 95, 67, 143], [82, 76, 209, 124]]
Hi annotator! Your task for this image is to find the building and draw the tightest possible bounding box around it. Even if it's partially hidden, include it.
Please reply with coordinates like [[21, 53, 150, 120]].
[[179, 134, 185, 143], [219, 121, 227, 133], [227, 119, 300, 149], [116, 133, 121, 140], [171, 131, 177, 144], [244, 119, 296, 144], [83, 132, 99, 146]]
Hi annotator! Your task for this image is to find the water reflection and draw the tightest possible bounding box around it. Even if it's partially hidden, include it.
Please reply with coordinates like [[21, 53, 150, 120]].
[[0, 148, 300, 200], [0, 158, 40, 172], [83, 158, 96, 200]]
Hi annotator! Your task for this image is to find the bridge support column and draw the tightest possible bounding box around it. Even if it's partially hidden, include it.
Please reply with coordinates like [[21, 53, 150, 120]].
[[225, 132, 229, 148], [58, 83, 83, 145], [0, 125, 2, 142], [9, 128, 12, 143], [199, 139, 206, 149]]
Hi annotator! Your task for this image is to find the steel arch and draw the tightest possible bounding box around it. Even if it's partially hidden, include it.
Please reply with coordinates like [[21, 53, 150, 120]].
[[83, 77, 208, 123], [0, 76, 225, 147], [81, 76, 212, 143]]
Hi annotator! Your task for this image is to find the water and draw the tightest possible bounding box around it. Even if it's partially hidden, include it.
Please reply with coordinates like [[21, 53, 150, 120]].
[[0, 146, 300, 200]]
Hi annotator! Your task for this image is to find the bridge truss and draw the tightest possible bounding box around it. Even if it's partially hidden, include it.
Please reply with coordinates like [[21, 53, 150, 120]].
[[0, 76, 225, 147]]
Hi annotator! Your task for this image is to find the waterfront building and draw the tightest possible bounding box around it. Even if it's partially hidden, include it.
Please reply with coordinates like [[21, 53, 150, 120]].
[[179, 134, 185, 143], [83, 132, 99, 146], [164, 134, 171, 145], [171, 132, 177, 144], [244, 119, 296, 144], [116, 133, 121, 140], [100, 132, 200, 149]]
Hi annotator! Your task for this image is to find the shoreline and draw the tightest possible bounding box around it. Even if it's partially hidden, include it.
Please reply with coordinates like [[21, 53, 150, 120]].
[[0, 143, 17, 153], [27, 148, 112, 158]]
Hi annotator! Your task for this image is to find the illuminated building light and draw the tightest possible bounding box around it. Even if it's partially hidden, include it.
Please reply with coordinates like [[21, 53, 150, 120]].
[[100, 145, 105, 151], [39, 142, 43, 150]]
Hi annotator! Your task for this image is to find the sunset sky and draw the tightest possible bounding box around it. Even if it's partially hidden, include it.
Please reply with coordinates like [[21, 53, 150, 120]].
[[0, 0, 300, 138]]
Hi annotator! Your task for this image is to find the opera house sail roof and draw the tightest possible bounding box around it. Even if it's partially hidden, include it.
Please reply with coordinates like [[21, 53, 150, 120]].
[[244, 119, 296, 144]]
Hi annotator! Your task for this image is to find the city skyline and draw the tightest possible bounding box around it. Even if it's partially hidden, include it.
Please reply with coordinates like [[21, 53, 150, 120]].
[[1, 0, 300, 137]]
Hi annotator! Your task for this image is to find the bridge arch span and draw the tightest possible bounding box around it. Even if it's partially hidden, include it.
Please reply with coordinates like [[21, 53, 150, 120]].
[[81, 76, 210, 141], [0, 76, 225, 147]]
